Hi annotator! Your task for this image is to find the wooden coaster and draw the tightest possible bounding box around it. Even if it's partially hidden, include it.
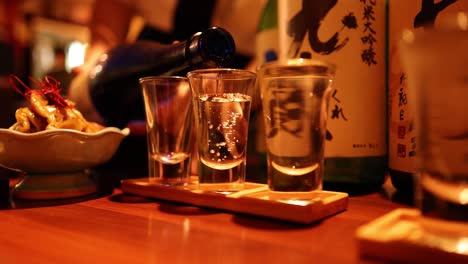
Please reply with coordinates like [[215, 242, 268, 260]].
[[356, 208, 468, 264]]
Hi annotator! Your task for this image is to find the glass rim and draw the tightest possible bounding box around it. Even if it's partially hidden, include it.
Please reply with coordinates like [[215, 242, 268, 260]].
[[187, 68, 257, 79], [258, 58, 336, 77], [139, 76, 188, 84]]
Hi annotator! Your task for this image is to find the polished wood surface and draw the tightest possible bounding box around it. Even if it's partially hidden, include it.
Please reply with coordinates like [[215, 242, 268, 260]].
[[0, 175, 410, 264]]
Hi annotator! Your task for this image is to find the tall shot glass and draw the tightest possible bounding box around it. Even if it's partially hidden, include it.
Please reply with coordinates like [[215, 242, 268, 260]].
[[399, 19, 468, 226], [188, 69, 257, 193], [259, 59, 335, 192], [140, 76, 193, 186]]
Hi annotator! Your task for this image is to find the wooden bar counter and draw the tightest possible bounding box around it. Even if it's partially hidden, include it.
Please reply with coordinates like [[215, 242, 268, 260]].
[[0, 173, 409, 264]]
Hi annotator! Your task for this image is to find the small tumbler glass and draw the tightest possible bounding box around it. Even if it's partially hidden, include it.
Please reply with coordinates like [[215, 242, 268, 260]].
[[140, 76, 193, 186]]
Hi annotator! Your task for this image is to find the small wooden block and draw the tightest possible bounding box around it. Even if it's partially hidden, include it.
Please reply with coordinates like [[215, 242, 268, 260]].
[[356, 208, 468, 264]]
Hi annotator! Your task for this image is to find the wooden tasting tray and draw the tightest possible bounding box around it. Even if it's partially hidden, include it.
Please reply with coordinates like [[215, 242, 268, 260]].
[[121, 177, 348, 224], [356, 208, 468, 264]]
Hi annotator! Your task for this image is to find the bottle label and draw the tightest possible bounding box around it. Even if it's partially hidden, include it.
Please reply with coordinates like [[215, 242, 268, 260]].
[[272, 0, 387, 158], [388, 0, 467, 173], [388, 71, 415, 172]]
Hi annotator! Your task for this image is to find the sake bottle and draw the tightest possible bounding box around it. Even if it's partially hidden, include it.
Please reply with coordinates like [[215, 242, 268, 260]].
[[85, 27, 236, 128]]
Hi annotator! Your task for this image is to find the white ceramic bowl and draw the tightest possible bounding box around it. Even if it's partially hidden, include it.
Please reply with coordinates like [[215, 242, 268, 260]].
[[0, 127, 130, 199], [0, 127, 130, 172]]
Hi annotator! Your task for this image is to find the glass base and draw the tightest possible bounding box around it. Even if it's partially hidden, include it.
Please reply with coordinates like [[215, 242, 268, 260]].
[[420, 174, 468, 222]]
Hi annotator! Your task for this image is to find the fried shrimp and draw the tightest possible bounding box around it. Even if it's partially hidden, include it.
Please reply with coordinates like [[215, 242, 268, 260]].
[[11, 107, 48, 132], [8, 75, 105, 133]]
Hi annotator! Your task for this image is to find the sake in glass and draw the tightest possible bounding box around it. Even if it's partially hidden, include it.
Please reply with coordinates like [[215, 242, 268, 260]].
[[259, 59, 335, 192], [188, 69, 256, 193]]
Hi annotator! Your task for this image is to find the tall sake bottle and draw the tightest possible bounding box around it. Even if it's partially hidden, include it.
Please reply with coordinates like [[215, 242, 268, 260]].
[[261, 0, 388, 190]]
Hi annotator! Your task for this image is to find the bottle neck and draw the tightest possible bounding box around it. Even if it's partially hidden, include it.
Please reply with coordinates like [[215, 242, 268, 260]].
[[185, 27, 235, 68]]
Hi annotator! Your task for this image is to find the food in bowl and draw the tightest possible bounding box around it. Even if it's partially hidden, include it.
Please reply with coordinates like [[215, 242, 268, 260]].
[[8, 74, 104, 133]]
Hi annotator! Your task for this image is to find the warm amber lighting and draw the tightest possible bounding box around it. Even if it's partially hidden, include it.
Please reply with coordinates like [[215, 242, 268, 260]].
[[460, 189, 468, 205], [66, 41, 86, 71], [401, 29, 415, 43], [456, 12, 468, 30], [284, 199, 310, 206], [456, 238, 468, 254], [89, 64, 103, 79]]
